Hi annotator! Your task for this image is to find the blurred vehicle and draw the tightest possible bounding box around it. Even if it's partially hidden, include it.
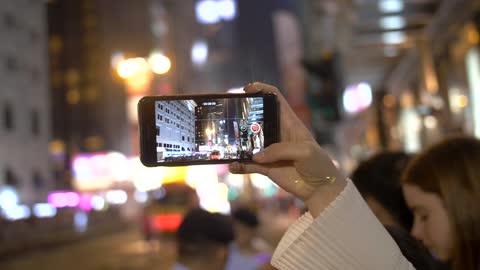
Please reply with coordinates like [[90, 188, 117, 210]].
[[210, 150, 221, 160], [142, 183, 199, 240]]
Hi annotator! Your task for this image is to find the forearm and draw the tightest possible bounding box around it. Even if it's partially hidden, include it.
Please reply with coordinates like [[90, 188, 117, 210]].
[[272, 180, 416, 270]]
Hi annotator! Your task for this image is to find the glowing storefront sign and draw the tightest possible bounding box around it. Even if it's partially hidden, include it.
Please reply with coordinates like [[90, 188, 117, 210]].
[[106, 190, 128, 205], [196, 0, 236, 24], [33, 203, 57, 218], [2, 205, 31, 220], [48, 191, 81, 208], [343, 82, 373, 114], [0, 186, 19, 210], [72, 152, 130, 191], [467, 47, 480, 138]]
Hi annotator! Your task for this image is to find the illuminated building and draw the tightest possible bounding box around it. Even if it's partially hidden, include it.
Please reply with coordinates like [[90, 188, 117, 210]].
[[193, 98, 263, 153], [155, 100, 196, 159], [239, 98, 264, 152], [47, 0, 153, 188], [194, 99, 229, 148], [247, 97, 264, 123], [0, 1, 52, 203]]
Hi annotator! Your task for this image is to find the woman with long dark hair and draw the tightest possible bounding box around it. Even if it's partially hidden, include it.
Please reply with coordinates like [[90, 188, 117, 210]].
[[402, 136, 480, 270]]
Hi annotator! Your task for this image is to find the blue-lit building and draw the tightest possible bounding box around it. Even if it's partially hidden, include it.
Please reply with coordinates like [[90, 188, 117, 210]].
[[0, 1, 52, 204]]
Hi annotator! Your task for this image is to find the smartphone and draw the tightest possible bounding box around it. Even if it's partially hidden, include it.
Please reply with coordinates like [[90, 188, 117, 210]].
[[138, 92, 279, 167]]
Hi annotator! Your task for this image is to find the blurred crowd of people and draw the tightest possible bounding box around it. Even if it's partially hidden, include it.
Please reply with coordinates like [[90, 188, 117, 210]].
[[351, 136, 480, 270], [172, 207, 274, 270]]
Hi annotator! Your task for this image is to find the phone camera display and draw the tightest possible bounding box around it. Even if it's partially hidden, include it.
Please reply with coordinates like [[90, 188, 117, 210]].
[[154, 97, 264, 162]]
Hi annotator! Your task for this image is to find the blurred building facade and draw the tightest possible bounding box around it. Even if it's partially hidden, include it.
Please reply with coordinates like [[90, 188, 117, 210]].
[[47, 0, 154, 189], [156, 0, 300, 94], [296, 0, 480, 173], [385, 1, 480, 152], [0, 1, 52, 203], [48, 0, 104, 189]]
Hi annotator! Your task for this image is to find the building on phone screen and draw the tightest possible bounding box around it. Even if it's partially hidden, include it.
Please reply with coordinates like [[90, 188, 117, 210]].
[[155, 100, 196, 160]]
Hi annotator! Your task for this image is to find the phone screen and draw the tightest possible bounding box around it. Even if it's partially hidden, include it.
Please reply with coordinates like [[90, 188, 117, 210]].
[[153, 97, 265, 163]]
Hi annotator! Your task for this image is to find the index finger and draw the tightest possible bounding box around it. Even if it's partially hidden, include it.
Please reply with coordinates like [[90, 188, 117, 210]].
[[245, 82, 311, 139], [244, 82, 290, 111]]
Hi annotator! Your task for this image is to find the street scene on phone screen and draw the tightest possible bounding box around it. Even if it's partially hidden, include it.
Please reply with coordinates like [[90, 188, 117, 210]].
[[155, 98, 264, 162]]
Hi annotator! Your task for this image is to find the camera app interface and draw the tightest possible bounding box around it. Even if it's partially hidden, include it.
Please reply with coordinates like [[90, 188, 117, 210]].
[[154, 97, 264, 162]]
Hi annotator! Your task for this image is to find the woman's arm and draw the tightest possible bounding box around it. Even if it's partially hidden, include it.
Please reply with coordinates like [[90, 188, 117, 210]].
[[272, 180, 415, 270], [230, 82, 416, 270]]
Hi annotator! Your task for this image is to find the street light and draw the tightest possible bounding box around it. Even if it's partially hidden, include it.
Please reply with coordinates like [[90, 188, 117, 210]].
[[116, 57, 148, 79], [148, 52, 171, 75], [114, 52, 172, 157]]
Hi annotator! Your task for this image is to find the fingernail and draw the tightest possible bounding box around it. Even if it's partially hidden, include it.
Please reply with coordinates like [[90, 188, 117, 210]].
[[244, 83, 253, 91], [253, 82, 263, 91]]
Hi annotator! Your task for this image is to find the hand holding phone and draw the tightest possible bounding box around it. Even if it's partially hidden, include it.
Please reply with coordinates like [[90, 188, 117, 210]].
[[138, 92, 279, 167], [228, 82, 347, 219]]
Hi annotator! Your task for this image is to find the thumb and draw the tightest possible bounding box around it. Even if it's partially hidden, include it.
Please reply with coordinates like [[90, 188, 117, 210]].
[[253, 143, 314, 163], [229, 162, 270, 176]]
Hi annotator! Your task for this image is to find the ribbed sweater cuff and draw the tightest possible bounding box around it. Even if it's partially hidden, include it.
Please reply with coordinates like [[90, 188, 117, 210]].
[[271, 179, 415, 270]]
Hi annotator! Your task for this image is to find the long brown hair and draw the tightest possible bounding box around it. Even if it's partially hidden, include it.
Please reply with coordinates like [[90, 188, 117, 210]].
[[402, 136, 480, 270]]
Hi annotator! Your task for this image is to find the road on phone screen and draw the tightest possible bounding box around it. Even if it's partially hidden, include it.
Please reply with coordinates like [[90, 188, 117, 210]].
[[0, 229, 176, 270]]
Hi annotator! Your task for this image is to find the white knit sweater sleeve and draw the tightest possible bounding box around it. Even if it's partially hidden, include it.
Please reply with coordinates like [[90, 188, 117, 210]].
[[271, 179, 416, 270]]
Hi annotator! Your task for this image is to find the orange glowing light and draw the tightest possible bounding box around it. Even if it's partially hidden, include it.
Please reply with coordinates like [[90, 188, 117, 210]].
[[148, 52, 171, 75], [162, 167, 187, 184], [116, 57, 148, 79], [152, 214, 183, 231], [456, 94, 468, 108]]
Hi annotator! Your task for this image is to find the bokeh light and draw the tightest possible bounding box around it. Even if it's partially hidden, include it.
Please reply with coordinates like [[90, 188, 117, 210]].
[[148, 52, 171, 75]]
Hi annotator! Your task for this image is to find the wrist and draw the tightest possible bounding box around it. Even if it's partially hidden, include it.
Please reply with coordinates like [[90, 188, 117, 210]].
[[305, 175, 347, 218]]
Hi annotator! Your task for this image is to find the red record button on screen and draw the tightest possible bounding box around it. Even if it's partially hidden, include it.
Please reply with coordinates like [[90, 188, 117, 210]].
[[250, 123, 261, 133]]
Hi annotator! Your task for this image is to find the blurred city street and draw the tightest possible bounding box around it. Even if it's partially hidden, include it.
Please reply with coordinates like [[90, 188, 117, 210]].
[[1, 0, 480, 268], [0, 229, 176, 270], [0, 210, 293, 270]]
